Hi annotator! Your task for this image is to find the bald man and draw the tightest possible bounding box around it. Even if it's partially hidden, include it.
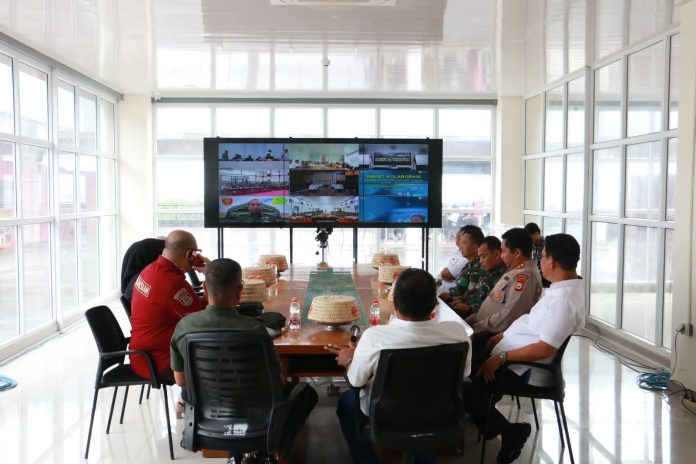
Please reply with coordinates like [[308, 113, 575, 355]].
[[129, 230, 210, 382]]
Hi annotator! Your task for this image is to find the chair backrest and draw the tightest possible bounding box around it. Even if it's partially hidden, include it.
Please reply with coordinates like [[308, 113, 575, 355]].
[[183, 331, 285, 438], [368, 342, 469, 447], [85, 305, 129, 371], [550, 335, 573, 390], [120, 238, 165, 293], [120, 295, 132, 320]]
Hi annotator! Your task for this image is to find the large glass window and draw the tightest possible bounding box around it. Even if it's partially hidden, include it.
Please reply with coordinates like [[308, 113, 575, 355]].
[[216, 46, 271, 91], [58, 220, 78, 314], [663, 229, 674, 349], [78, 91, 97, 151], [274, 48, 323, 91], [274, 108, 323, 137], [57, 81, 75, 147], [157, 107, 210, 155], [79, 218, 99, 304], [381, 108, 434, 138], [545, 86, 564, 151], [18, 64, 48, 140], [592, 147, 621, 216], [669, 34, 680, 130], [525, 94, 543, 154], [0, 54, 13, 134], [566, 153, 584, 213], [0, 45, 119, 351], [0, 226, 18, 340], [590, 222, 619, 324], [525, 159, 542, 210], [0, 141, 15, 218], [567, 76, 585, 148], [100, 215, 117, 294], [625, 142, 661, 220], [666, 138, 677, 221], [328, 108, 377, 138], [622, 225, 659, 342], [22, 223, 52, 330], [20, 145, 49, 217], [595, 0, 625, 59], [79, 155, 98, 212], [543, 156, 563, 212], [216, 108, 270, 137], [594, 61, 622, 143], [627, 43, 664, 137]]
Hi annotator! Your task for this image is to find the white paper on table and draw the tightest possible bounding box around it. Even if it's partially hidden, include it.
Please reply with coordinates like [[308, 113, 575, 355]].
[[434, 298, 474, 337]]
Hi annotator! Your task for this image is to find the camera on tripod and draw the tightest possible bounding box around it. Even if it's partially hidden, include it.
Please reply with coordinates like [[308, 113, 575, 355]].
[[315, 227, 333, 249]]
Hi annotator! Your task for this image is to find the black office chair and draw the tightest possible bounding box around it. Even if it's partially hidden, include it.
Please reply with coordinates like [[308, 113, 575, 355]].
[[119, 294, 152, 404], [84, 305, 175, 460], [363, 342, 469, 464], [480, 336, 574, 464], [180, 331, 317, 460]]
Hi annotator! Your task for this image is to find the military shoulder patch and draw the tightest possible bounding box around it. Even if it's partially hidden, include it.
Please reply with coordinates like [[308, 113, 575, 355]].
[[513, 274, 528, 292], [174, 288, 193, 306]]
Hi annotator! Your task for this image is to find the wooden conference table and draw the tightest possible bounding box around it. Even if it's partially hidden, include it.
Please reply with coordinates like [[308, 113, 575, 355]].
[[269, 263, 391, 379]]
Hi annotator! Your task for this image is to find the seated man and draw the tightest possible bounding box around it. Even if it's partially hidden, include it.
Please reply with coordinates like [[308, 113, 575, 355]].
[[435, 228, 468, 294], [439, 225, 485, 303], [129, 230, 209, 382], [326, 269, 471, 464], [463, 233, 585, 463], [449, 236, 507, 320], [170, 258, 318, 458], [525, 222, 550, 288], [465, 227, 542, 337]]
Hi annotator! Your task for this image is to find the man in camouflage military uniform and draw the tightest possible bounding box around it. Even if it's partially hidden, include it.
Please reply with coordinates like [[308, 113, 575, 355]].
[[449, 236, 507, 320], [466, 228, 542, 336], [439, 225, 485, 304], [225, 198, 281, 223]]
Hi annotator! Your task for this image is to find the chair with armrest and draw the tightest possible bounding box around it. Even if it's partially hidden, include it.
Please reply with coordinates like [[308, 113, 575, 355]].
[[364, 342, 469, 464], [84, 305, 175, 460], [480, 336, 574, 464], [180, 331, 316, 461]]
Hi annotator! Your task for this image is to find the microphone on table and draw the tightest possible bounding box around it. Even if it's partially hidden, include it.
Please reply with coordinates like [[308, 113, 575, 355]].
[[350, 325, 362, 343]]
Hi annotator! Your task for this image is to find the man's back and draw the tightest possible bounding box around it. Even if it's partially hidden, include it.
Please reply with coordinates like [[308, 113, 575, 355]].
[[347, 318, 470, 415], [130, 256, 206, 378]]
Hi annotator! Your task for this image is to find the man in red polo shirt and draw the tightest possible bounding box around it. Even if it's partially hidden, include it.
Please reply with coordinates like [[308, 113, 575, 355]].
[[129, 230, 209, 382]]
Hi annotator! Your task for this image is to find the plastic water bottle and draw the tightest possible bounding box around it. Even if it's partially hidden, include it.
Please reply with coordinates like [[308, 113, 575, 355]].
[[289, 297, 301, 331], [370, 300, 381, 326]]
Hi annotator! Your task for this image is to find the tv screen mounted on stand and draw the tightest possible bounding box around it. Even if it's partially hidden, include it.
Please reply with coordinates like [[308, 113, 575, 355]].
[[204, 137, 443, 229]]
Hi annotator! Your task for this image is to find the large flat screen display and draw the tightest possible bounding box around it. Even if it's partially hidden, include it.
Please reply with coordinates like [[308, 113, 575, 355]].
[[204, 138, 442, 228]]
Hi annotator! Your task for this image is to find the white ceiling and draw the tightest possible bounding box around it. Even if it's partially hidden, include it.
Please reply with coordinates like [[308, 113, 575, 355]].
[[0, 0, 502, 96]]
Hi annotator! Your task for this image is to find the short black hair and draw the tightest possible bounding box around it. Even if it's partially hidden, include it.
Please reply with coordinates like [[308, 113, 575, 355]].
[[501, 228, 533, 257], [524, 222, 541, 235], [204, 258, 242, 301], [479, 235, 502, 251], [393, 268, 437, 318], [459, 224, 485, 246], [543, 234, 580, 271]]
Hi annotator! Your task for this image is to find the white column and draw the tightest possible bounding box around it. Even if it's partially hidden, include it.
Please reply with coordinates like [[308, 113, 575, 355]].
[[117, 94, 155, 253], [672, 0, 696, 389], [494, 97, 525, 231]]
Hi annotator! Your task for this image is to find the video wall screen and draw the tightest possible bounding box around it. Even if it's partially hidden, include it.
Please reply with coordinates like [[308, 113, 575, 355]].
[[204, 138, 442, 228]]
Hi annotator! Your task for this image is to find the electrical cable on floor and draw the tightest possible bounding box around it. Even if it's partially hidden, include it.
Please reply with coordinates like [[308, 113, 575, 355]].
[[0, 375, 18, 392]]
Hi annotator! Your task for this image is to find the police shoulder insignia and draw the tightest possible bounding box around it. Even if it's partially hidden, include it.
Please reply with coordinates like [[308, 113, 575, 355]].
[[513, 274, 528, 292]]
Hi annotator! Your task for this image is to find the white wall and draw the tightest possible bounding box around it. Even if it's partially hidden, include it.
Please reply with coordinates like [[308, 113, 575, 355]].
[[118, 95, 156, 252], [672, 0, 696, 389], [494, 96, 525, 230]]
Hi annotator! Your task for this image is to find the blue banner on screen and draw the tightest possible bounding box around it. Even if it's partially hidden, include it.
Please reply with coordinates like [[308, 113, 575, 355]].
[[204, 138, 442, 228]]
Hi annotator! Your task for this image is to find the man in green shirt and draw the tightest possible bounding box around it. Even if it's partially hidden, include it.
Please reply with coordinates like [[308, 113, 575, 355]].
[[225, 198, 281, 223], [439, 225, 485, 303], [170, 258, 318, 459], [449, 236, 507, 319]]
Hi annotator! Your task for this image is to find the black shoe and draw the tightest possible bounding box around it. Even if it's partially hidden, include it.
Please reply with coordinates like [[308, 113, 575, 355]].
[[497, 422, 531, 463]]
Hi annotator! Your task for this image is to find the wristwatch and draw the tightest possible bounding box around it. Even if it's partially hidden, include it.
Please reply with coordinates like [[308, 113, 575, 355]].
[[497, 351, 508, 364]]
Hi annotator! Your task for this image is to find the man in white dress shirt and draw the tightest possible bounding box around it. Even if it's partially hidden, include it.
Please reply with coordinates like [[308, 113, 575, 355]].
[[326, 269, 471, 464], [435, 227, 469, 293], [464, 233, 585, 464]]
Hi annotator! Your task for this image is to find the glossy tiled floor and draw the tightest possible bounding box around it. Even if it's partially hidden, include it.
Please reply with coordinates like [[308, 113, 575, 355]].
[[1, 300, 696, 463]]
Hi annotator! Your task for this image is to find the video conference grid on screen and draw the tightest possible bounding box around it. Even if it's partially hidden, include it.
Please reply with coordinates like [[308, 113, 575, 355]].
[[213, 141, 432, 225]]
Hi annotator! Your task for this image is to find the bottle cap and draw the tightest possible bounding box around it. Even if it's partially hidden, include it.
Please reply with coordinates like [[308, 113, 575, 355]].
[[291, 297, 299, 302], [371, 299, 378, 304]]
